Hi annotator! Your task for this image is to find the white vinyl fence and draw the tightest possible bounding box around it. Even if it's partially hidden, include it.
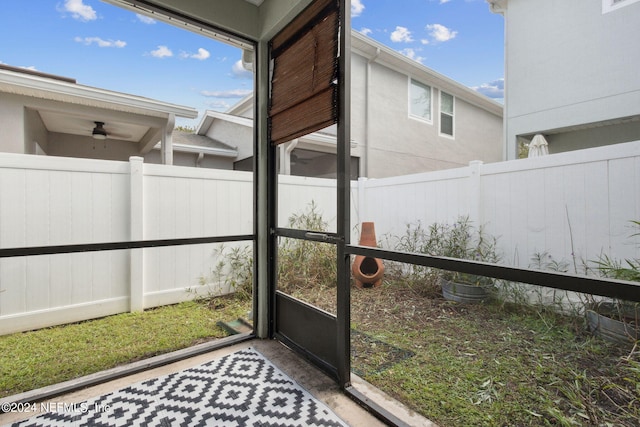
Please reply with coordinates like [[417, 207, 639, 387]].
[[0, 154, 350, 335], [361, 140, 640, 270], [1, 140, 639, 334]]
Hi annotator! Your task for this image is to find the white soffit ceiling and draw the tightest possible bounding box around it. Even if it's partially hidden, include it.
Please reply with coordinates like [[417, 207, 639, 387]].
[[38, 110, 150, 143]]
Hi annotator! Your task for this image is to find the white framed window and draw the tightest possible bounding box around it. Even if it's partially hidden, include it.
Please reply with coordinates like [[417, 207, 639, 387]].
[[603, 0, 640, 13], [409, 79, 432, 122], [439, 91, 454, 138]]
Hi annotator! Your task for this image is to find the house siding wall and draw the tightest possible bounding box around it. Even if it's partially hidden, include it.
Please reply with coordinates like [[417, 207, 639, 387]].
[[504, 0, 640, 158]]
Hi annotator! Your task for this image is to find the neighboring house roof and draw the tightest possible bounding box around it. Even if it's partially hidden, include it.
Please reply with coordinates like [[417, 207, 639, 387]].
[[199, 30, 501, 163], [164, 130, 238, 157], [196, 110, 348, 151], [197, 110, 253, 134], [228, 31, 503, 119], [0, 64, 197, 155], [226, 93, 254, 117], [350, 31, 503, 117], [0, 64, 197, 120]]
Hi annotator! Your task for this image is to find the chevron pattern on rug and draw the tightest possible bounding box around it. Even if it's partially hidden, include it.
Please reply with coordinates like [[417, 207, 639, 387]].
[[10, 348, 347, 427]]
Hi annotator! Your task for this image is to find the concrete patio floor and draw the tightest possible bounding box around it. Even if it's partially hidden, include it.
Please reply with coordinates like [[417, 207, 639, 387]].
[[0, 338, 435, 426]]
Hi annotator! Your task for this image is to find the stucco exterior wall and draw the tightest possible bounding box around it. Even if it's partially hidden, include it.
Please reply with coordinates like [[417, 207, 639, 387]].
[[0, 93, 26, 153], [350, 54, 367, 170], [24, 107, 48, 154], [503, 0, 640, 158], [47, 133, 138, 161], [204, 120, 251, 160], [353, 53, 502, 178], [548, 121, 640, 154]]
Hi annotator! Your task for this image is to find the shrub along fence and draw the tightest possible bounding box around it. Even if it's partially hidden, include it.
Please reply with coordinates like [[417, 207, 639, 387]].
[[0, 139, 638, 334]]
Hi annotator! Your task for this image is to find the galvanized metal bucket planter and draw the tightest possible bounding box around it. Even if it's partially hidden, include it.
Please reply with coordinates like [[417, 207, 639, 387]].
[[440, 278, 491, 304], [585, 302, 639, 344]]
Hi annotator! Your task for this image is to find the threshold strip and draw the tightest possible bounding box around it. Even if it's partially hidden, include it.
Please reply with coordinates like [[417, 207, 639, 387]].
[[345, 386, 411, 427]]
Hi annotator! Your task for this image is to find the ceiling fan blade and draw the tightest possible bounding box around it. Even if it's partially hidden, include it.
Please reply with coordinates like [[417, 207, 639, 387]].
[[105, 131, 134, 139]]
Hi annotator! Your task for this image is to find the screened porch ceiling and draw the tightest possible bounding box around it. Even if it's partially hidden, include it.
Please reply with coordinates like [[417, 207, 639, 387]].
[[103, 0, 315, 48]]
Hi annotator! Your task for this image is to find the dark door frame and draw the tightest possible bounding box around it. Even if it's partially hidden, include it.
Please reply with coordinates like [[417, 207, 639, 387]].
[[263, 0, 352, 387]]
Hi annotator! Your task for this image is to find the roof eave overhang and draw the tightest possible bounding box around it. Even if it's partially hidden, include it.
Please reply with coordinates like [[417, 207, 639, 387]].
[[0, 69, 198, 119], [351, 31, 504, 117], [153, 142, 238, 158], [487, 0, 507, 14], [197, 110, 254, 134]]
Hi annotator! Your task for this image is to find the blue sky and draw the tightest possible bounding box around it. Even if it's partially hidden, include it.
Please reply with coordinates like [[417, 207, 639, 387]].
[[0, 0, 504, 127]]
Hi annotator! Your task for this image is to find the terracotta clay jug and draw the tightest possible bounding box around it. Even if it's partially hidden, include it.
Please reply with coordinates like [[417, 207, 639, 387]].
[[352, 222, 385, 288]]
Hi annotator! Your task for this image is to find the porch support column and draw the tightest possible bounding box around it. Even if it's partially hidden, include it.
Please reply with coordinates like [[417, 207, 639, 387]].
[[161, 113, 175, 165], [279, 139, 298, 175], [336, 0, 352, 388], [254, 39, 271, 339]]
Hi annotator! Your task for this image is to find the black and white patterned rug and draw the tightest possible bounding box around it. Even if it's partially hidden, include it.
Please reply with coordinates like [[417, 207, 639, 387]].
[[10, 348, 347, 427]]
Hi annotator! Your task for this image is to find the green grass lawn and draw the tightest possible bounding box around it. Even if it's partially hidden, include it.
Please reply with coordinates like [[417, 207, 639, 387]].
[[349, 281, 640, 427], [0, 297, 250, 398]]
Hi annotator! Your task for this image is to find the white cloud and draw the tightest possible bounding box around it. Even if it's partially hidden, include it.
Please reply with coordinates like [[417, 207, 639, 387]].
[[360, 27, 372, 36], [192, 48, 210, 60], [232, 60, 253, 78], [136, 14, 156, 24], [399, 48, 425, 64], [420, 39, 430, 45], [352, 0, 365, 17], [206, 100, 232, 111], [150, 45, 173, 58], [426, 23, 458, 42], [440, 0, 452, 3], [181, 48, 210, 60], [201, 89, 253, 98], [63, 0, 97, 21], [390, 26, 413, 43], [74, 37, 126, 48], [472, 78, 504, 99]]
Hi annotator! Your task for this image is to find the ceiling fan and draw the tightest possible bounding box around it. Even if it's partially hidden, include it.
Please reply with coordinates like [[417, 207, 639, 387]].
[[90, 121, 133, 140], [92, 121, 108, 140]]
